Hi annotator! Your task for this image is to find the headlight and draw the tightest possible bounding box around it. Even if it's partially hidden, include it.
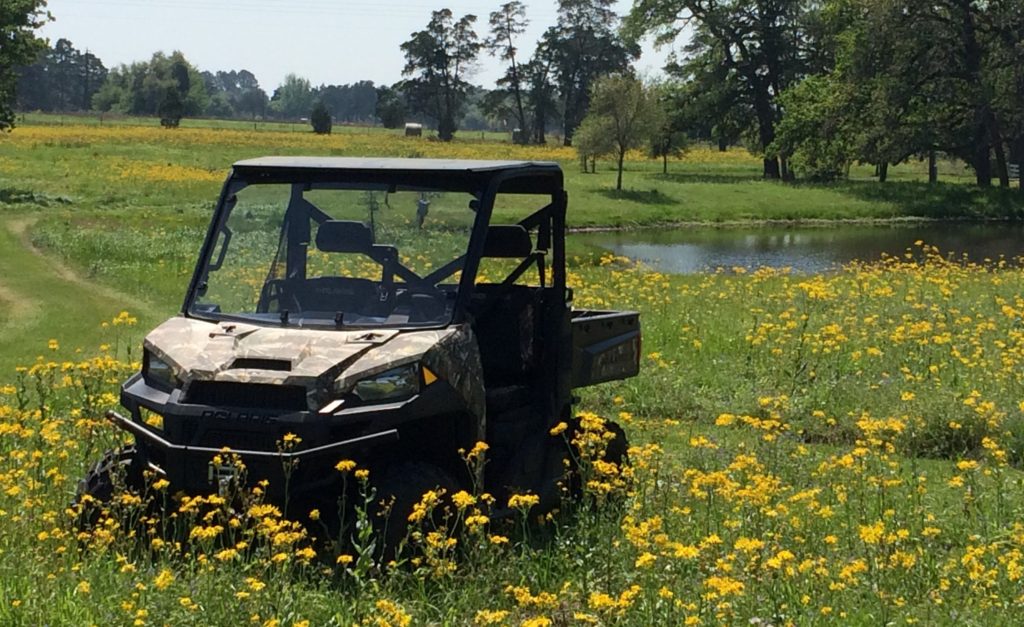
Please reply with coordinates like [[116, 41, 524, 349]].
[[143, 350, 180, 392], [352, 364, 420, 403]]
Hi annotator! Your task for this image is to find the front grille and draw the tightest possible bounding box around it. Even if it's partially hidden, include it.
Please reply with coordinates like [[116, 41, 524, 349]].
[[185, 381, 308, 412]]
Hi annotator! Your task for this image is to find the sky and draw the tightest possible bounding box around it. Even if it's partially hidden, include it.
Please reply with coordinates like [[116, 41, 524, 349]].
[[40, 0, 683, 92]]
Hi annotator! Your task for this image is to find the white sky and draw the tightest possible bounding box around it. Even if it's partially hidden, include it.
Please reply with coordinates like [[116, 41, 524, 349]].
[[40, 0, 681, 91]]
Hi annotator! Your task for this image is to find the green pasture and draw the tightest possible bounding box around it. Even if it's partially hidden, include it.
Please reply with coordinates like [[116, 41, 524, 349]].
[[1, 117, 1024, 624]]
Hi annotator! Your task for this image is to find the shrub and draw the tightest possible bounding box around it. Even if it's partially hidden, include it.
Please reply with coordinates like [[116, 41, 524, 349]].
[[310, 100, 332, 135]]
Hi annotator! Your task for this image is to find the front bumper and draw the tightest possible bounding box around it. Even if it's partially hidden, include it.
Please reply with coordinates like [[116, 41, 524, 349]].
[[107, 409, 398, 462], [114, 371, 464, 497]]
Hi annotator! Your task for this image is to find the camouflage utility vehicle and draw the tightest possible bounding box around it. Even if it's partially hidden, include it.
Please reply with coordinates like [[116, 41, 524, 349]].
[[82, 157, 640, 533]]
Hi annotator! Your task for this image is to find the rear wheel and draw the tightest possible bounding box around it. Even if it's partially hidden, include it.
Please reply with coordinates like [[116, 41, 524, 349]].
[[602, 420, 630, 468], [562, 418, 630, 501]]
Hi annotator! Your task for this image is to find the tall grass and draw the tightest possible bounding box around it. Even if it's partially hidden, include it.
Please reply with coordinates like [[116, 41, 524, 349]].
[[1, 250, 1024, 624]]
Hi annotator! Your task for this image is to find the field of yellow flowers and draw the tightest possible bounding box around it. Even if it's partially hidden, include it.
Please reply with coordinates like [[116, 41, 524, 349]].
[[2, 120, 1024, 624], [1, 242, 1023, 625]]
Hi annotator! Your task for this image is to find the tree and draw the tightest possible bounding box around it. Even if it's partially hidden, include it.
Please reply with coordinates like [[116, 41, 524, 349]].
[[648, 84, 688, 173], [158, 58, 191, 126], [236, 87, 268, 120], [400, 9, 482, 141], [1, 0, 50, 130], [770, 74, 858, 180], [628, 0, 817, 179], [77, 49, 107, 111], [521, 41, 559, 144], [573, 113, 615, 173], [583, 75, 665, 190], [485, 2, 529, 142], [16, 37, 109, 112], [375, 84, 407, 128], [768, 0, 1024, 187], [987, 0, 1024, 191], [310, 100, 332, 134], [270, 74, 314, 119], [543, 0, 639, 145], [92, 51, 207, 119], [662, 40, 748, 151], [316, 81, 377, 123]]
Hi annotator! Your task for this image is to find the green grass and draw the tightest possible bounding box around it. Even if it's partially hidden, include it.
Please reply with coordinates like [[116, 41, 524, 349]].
[[0, 214, 161, 373], [4, 113, 1022, 230], [1, 116, 1024, 624]]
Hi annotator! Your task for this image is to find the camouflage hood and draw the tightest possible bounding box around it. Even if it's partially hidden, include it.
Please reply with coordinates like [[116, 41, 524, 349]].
[[144, 316, 484, 416]]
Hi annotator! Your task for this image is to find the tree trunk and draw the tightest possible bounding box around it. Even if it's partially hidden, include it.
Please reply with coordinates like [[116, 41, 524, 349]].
[[616, 149, 625, 191], [509, 59, 527, 145], [879, 162, 889, 183], [990, 113, 1009, 187], [718, 136, 728, 152], [986, 104, 1009, 187], [663, 152, 668, 175], [438, 117, 455, 142], [533, 107, 546, 145], [751, 77, 780, 179], [928, 151, 938, 184], [781, 157, 795, 182], [994, 142, 1010, 188], [973, 142, 992, 187], [957, 0, 992, 187]]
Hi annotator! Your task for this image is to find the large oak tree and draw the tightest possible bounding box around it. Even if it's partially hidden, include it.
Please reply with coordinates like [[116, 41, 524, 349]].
[[627, 0, 817, 179], [401, 9, 481, 141]]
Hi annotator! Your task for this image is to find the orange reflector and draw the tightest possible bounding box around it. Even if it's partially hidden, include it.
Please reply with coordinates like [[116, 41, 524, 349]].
[[422, 366, 438, 385]]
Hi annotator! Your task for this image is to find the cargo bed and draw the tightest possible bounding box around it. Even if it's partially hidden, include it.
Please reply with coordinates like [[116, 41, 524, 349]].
[[570, 309, 641, 388]]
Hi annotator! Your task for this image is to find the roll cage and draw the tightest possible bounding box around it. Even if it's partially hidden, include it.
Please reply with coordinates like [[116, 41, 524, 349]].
[[182, 157, 568, 328]]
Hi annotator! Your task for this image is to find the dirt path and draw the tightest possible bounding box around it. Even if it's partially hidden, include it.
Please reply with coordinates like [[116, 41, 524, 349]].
[[6, 216, 159, 317], [0, 214, 161, 373]]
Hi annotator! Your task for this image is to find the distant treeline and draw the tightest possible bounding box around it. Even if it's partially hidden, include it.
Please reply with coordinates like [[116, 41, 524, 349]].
[[15, 40, 379, 125], [14, 0, 639, 144]]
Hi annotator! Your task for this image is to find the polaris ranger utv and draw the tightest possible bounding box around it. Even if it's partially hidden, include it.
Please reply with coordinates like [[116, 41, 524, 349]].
[[84, 157, 640, 530]]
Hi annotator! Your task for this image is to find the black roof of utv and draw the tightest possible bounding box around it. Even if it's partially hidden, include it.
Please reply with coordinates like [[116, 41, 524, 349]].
[[230, 157, 564, 194]]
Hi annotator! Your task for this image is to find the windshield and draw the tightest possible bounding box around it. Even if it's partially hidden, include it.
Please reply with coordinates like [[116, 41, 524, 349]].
[[189, 182, 477, 328]]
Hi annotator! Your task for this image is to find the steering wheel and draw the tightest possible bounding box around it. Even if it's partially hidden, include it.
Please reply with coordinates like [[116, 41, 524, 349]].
[[257, 279, 302, 314]]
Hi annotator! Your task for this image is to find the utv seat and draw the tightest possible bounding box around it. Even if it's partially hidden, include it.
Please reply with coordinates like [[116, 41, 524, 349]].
[[473, 224, 543, 389], [475, 284, 541, 387]]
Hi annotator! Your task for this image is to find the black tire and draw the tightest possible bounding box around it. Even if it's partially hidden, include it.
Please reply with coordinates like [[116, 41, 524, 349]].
[[74, 447, 144, 528], [371, 461, 459, 560], [602, 420, 630, 468]]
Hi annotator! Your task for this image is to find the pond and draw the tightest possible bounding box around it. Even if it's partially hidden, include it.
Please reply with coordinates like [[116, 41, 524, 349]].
[[572, 222, 1024, 274]]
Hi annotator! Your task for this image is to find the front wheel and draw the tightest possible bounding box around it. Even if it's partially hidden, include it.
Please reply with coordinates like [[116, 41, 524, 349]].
[[371, 461, 459, 560], [73, 446, 146, 529]]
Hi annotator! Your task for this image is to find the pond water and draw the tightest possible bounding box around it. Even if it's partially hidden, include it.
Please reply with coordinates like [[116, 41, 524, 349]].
[[572, 223, 1024, 274]]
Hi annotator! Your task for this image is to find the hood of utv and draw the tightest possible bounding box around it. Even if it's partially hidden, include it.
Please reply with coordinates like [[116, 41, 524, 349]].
[[145, 316, 455, 392]]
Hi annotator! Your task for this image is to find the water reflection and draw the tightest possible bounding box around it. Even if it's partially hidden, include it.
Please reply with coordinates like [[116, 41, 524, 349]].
[[573, 223, 1024, 274]]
